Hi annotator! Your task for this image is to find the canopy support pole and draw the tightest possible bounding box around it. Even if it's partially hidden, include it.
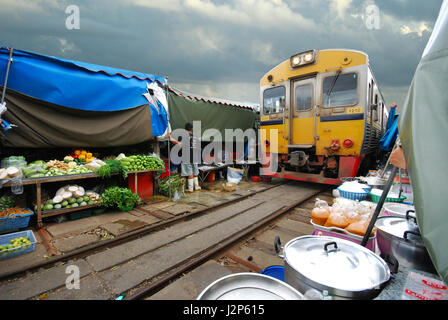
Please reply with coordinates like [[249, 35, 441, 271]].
[[1, 47, 13, 104], [361, 165, 398, 247], [165, 77, 172, 201]]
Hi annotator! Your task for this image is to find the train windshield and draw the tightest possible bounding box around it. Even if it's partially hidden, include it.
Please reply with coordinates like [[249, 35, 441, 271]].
[[323, 72, 358, 107], [263, 86, 285, 114]]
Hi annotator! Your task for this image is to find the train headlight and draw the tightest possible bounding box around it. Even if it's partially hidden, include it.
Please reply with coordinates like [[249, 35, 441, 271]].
[[292, 56, 301, 66], [303, 52, 314, 62], [290, 50, 317, 68]]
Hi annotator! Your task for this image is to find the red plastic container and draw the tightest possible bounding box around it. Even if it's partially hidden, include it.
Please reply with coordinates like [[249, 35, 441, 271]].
[[251, 176, 260, 182], [207, 171, 215, 182], [261, 176, 272, 183], [160, 159, 170, 180], [128, 171, 153, 198]]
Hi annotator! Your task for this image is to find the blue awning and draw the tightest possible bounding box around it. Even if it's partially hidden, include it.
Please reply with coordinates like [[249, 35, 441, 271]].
[[0, 47, 166, 112], [379, 105, 399, 151]]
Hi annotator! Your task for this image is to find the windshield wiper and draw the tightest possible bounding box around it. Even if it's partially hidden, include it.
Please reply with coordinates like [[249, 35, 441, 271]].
[[325, 68, 342, 105]]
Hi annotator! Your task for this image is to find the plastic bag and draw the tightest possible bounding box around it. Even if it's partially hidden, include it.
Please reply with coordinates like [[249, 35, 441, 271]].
[[227, 167, 244, 184], [10, 177, 24, 195], [21, 163, 48, 178], [315, 198, 330, 209], [324, 207, 350, 229], [311, 198, 330, 226], [1, 156, 27, 169], [172, 190, 183, 201]]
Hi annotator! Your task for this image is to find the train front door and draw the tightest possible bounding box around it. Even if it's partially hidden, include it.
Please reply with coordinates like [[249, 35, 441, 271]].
[[290, 77, 317, 147]]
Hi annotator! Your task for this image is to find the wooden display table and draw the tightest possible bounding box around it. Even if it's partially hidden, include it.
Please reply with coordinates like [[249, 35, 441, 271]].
[[2, 170, 160, 228]]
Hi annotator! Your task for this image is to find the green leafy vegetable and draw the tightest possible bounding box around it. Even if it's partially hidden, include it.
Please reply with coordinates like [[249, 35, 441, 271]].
[[158, 174, 184, 196], [101, 186, 141, 209]]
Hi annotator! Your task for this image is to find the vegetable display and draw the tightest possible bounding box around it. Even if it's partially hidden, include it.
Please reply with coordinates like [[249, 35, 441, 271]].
[[0, 207, 32, 218], [0, 195, 15, 211], [0, 236, 32, 252], [20, 160, 93, 178], [97, 160, 127, 179], [119, 155, 164, 172], [38, 185, 102, 212], [158, 175, 185, 196], [68, 149, 95, 163], [101, 186, 141, 211], [0, 167, 22, 180]]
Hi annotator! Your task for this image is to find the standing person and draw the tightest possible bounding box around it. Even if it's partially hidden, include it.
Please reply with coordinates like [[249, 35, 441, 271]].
[[181, 122, 201, 192]]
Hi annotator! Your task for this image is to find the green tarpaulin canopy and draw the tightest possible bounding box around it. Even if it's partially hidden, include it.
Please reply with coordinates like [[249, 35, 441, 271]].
[[398, 0, 448, 283], [168, 88, 258, 142]]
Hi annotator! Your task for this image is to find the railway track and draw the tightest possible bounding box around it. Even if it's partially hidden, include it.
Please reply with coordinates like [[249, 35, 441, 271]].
[[0, 181, 329, 300], [0, 181, 284, 282], [131, 185, 334, 300]]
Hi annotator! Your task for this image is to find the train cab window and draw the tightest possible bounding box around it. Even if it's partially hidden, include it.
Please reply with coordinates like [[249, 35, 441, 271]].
[[322, 72, 358, 107], [263, 86, 285, 114], [295, 84, 313, 111]]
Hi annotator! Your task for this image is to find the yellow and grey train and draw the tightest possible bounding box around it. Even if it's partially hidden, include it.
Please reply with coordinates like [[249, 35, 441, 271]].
[[259, 49, 389, 184]]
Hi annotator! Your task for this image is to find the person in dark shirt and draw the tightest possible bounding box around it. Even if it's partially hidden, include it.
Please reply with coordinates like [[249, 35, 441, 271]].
[[179, 122, 201, 192]]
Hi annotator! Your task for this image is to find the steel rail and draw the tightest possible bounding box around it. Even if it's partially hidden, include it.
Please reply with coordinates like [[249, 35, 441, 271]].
[[125, 186, 327, 300], [0, 182, 285, 282]]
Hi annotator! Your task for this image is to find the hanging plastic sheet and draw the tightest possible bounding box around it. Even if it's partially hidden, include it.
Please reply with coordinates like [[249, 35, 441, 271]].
[[398, 0, 448, 283]]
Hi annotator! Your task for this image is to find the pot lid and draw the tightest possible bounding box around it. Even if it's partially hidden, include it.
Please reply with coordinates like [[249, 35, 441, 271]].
[[375, 216, 422, 242], [383, 203, 415, 217], [284, 236, 390, 292], [196, 273, 303, 300]]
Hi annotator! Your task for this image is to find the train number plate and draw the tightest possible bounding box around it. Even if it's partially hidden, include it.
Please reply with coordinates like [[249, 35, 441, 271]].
[[347, 107, 363, 114]]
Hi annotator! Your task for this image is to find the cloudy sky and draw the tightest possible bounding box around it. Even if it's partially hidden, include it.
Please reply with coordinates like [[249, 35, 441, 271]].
[[0, 0, 444, 107]]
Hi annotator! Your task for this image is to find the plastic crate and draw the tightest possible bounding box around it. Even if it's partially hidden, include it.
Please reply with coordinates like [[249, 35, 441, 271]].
[[369, 192, 406, 203], [337, 187, 368, 201], [92, 207, 106, 216], [0, 230, 37, 261], [0, 209, 34, 233], [69, 209, 92, 221]]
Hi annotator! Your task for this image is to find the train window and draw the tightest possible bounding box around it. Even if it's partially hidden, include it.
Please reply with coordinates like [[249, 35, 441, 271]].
[[322, 73, 358, 107], [263, 86, 285, 114], [295, 84, 313, 111], [374, 94, 379, 122]]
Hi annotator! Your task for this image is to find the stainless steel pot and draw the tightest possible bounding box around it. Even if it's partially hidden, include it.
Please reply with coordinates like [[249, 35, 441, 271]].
[[360, 176, 387, 189], [274, 235, 390, 300], [375, 212, 437, 274]]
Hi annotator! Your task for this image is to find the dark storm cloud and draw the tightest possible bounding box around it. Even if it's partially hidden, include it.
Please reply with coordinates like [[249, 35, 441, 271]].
[[0, 0, 444, 106], [376, 0, 443, 21]]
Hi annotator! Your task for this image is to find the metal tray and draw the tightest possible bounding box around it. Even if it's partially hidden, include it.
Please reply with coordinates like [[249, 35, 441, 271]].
[[196, 273, 303, 300]]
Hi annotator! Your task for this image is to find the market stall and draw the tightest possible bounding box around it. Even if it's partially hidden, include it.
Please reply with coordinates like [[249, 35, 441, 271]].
[[0, 47, 169, 237], [166, 87, 259, 181]]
